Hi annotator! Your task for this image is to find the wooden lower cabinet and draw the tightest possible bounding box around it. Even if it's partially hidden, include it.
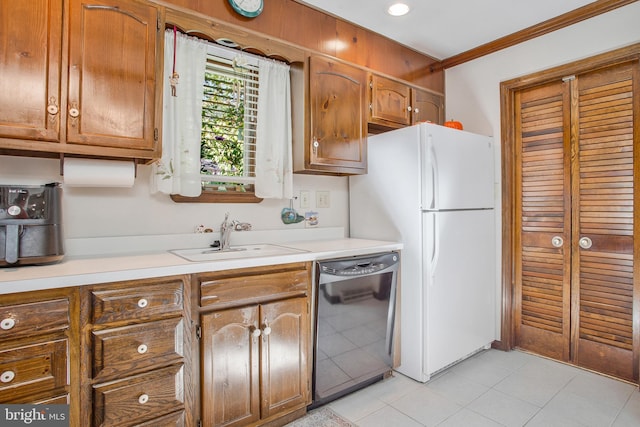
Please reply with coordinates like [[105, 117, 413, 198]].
[[1, 262, 312, 427], [196, 262, 312, 427], [81, 276, 193, 427], [201, 298, 309, 427], [0, 288, 79, 424]]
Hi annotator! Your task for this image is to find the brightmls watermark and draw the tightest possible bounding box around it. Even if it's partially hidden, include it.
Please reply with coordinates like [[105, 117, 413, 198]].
[[0, 405, 68, 426]]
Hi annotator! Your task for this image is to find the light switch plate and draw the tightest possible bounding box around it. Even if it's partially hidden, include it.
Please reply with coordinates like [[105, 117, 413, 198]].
[[300, 190, 310, 209], [316, 191, 330, 208]]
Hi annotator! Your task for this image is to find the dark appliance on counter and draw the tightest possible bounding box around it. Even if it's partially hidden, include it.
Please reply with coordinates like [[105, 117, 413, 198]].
[[0, 183, 64, 266], [310, 251, 399, 409]]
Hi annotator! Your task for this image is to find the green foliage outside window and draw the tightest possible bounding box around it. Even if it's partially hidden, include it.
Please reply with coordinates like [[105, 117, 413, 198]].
[[201, 71, 245, 177]]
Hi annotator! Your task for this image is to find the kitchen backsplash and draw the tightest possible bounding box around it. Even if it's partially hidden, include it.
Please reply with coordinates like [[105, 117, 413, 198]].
[[0, 155, 349, 239]]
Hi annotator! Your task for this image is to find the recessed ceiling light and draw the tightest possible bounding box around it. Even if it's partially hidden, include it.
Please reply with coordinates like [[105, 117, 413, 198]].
[[388, 3, 410, 16]]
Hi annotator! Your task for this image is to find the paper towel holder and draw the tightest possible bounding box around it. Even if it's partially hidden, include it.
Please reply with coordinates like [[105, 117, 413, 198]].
[[59, 154, 138, 178]]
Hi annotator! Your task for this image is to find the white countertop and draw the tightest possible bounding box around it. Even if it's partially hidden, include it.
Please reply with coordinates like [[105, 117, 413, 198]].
[[0, 231, 401, 295]]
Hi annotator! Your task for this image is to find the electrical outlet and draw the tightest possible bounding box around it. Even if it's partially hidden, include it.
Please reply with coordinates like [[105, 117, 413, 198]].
[[300, 190, 310, 209], [316, 191, 330, 208]]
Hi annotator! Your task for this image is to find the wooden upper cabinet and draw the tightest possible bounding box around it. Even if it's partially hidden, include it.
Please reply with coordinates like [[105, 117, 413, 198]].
[[412, 87, 444, 125], [67, 0, 158, 151], [292, 56, 368, 175], [0, 0, 161, 161], [368, 74, 444, 133], [369, 74, 411, 128], [0, 0, 63, 142]]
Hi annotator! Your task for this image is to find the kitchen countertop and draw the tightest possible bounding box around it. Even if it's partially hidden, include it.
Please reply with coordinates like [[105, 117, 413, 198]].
[[0, 233, 402, 295]]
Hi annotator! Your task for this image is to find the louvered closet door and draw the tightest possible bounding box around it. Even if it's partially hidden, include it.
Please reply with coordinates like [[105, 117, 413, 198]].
[[514, 80, 572, 361], [572, 62, 637, 380], [514, 60, 638, 382]]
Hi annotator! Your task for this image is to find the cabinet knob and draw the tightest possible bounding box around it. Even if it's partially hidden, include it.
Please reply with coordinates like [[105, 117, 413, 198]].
[[138, 394, 149, 404], [0, 318, 16, 330], [68, 107, 80, 118], [250, 326, 261, 338], [47, 97, 59, 116], [312, 138, 319, 154], [414, 108, 420, 114], [1, 370, 15, 383], [137, 298, 148, 308], [407, 106, 412, 112], [137, 344, 148, 354], [262, 325, 272, 336]]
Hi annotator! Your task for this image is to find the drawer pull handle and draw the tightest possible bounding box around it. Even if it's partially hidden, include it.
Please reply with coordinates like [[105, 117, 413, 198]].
[[1, 318, 15, 330], [1, 370, 15, 383], [137, 344, 148, 354], [138, 394, 149, 404], [137, 298, 148, 308]]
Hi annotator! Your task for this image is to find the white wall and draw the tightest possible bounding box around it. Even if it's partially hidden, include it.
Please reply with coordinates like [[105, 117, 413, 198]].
[[444, 2, 640, 339], [0, 155, 349, 239]]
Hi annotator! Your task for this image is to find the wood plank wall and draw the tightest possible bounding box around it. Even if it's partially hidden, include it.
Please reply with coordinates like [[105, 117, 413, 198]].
[[160, 0, 444, 93]]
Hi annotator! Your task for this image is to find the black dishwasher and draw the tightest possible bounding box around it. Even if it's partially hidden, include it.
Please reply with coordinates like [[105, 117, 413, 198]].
[[310, 251, 399, 408]]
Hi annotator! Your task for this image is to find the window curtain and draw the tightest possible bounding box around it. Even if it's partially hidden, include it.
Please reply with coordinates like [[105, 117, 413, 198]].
[[254, 59, 293, 199], [150, 30, 208, 197]]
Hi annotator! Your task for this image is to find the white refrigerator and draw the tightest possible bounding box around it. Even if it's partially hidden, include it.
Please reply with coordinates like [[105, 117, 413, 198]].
[[349, 123, 496, 382]]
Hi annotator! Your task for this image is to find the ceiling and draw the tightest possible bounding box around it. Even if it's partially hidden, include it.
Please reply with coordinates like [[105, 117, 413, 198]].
[[297, 0, 597, 60]]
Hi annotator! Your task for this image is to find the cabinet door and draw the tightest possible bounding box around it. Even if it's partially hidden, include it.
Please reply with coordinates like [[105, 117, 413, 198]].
[[369, 74, 411, 127], [260, 298, 309, 419], [412, 88, 444, 125], [308, 56, 367, 174], [0, 0, 62, 142], [201, 306, 260, 427], [66, 0, 158, 151]]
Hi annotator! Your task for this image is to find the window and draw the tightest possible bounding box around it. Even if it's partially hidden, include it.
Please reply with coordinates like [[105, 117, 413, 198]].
[[159, 30, 293, 203], [200, 46, 259, 194]]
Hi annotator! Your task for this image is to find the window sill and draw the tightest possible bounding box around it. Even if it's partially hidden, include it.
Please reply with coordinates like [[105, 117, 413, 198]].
[[170, 192, 263, 203]]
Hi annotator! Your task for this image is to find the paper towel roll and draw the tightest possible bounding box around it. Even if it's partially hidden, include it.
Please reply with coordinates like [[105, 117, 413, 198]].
[[63, 158, 136, 187]]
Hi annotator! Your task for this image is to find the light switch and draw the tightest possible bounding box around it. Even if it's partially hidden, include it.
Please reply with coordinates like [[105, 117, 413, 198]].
[[300, 190, 310, 208], [316, 191, 330, 208]]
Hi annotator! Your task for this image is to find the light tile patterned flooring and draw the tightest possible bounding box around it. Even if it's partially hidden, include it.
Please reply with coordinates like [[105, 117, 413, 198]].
[[326, 349, 640, 426]]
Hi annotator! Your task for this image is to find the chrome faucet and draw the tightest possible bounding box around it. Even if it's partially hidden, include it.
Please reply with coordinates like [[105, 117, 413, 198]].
[[219, 212, 236, 251]]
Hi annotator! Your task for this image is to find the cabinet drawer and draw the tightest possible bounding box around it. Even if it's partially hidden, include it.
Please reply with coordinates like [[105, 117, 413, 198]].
[[91, 280, 183, 324], [92, 318, 184, 381], [0, 339, 68, 402], [134, 410, 185, 427], [93, 364, 184, 427], [200, 267, 309, 309], [0, 299, 69, 340]]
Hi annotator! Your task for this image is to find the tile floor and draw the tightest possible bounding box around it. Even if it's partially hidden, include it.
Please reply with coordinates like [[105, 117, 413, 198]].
[[326, 349, 640, 426]]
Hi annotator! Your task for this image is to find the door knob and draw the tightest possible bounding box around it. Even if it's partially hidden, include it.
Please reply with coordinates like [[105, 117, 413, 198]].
[[551, 236, 564, 248], [579, 237, 592, 249]]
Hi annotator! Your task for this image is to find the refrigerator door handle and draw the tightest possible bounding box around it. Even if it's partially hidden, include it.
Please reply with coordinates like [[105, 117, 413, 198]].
[[429, 213, 440, 284], [428, 136, 440, 210], [421, 135, 439, 210]]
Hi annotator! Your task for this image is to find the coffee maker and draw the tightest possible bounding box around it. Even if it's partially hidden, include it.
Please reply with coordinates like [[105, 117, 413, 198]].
[[0, 183, 64, 266]]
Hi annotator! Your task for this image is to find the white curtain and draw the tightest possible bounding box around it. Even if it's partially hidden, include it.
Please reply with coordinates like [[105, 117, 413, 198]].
[[254, 59, 293, 199], [150, 30, 208, 197]]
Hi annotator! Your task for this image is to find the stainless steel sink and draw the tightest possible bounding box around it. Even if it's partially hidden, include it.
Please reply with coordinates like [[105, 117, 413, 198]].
[[169, 244, 307, 262]]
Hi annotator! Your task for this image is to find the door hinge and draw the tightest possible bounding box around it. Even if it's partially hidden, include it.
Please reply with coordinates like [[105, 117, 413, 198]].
[[197, 420, 202, 427], [157, 15, 161, 30], [154, 128, 158, 141], [196, 325, 202, 340], [562, 75, 576, 82]]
